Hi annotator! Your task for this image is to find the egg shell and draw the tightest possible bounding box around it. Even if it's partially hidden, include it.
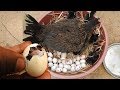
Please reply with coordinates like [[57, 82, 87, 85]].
[[48, 57, 53, 62], [64, 65, 71, 70], [58, 59, 62, 63], [56, 68, 62, 72], [61, 53, 67, 60], [59, 68, 63, 71], [51, 66, 57, 71], [25, 54, 47, 77], [62, 60, 66, 64], [75, 65, 81, 71], [75, 61, 80, 65], [56, 51, 61, 56], [80, 55, 86, 60], [48, 62, 54, 67], [71, 64, 76, 67], [73, 58, 77, 63], [76, 56, 81, 61], [54, 64, 58, 68], [64, 64, 68, 69], [53, 58, 57, 64], [23, 43, 38, 58], [59, 63, 64, 68], [67, 65, 71, 70], [71, 67, 76, 72], [81, 63, 86, 68], [80, 59, 86, 64], [66, 59, 73, 65], [62, 68, 67, 73], [48, 52, 53, 57], [23, 44, 47, 77], [69, 60, 73, 64]]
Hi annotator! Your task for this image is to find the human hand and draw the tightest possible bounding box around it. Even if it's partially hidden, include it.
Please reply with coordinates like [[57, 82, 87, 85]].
[[0, 41, 51, 79]]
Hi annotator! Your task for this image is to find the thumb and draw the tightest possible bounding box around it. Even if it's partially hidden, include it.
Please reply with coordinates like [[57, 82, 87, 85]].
[[7, 41, 32, 53], [15, 57, 26, 72]]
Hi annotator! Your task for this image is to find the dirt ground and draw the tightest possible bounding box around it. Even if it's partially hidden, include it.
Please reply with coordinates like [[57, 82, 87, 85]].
[[0, 11, 120, 79]]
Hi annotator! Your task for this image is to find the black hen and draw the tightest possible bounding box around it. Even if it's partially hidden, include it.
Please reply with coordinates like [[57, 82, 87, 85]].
[[23, 11, 100, 55]]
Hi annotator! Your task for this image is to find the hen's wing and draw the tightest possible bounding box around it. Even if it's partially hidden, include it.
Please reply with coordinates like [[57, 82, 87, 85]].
[[23, 14, 45, 43], [43, 18, 87, 53]]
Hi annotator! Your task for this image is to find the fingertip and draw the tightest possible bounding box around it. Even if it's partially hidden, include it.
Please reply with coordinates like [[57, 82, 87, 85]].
[[23, 41, 32, 45], [20, 41, 32, 49], [19, 41, 32, 53], [16, 58, 25, 72]]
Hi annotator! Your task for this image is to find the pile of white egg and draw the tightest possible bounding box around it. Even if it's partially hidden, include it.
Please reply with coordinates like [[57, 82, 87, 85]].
[[47, 51, 87, 73]]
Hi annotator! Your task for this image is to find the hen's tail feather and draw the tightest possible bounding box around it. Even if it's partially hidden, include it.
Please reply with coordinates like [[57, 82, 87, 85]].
[[85, 18, 100, 31], [84, 11, 96, 21], [23, 36, 39, 43], [26, 14, 39, 24], [67, 11, 76, 19], [24, 14, 43, 35]]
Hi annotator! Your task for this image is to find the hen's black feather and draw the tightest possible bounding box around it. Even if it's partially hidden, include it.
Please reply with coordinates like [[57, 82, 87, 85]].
[[67, 11, 76, 19], [23, 12, 100, 54], [84, 11, 96, 21], [24, 14, 43, 36]]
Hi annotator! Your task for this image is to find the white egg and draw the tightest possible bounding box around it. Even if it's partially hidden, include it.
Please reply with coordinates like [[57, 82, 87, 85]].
[[80, 55, 86, 60], [58, 59, 62, 63], [71, 64, 76, 67], [66, 61, 69, 64], [75, 65, 81, 71], [75, 61, 80, 65], [76, 55, 81, 61], [64, 65, 71, 70], [64, 64, 68, 69], [23, 43, 47, 77], [54, 64, 58, 68], [69, 60, 73, 64], [80, 59, 86, 64], [48, 52, 53, 57], [73, 58, 76, 63], [66, 59, 73, 65], [56, 68, 62, 72], [48, 62, 53, 67], [62, 68, 67, 73], [62, 60, 66, 64], [53, 58, 57, 64], [67, 65, 71, 70], [53, 51, 57, 57], [71, 66, 76, 72], [81, 63, 86, 68], [59, 68, 63, 71], [59, 63, 64, 68], [47, 57, 53, 62], [56, 51, 61, 56], [61, 53, 67, 60], [51, 66, 57, 71]]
